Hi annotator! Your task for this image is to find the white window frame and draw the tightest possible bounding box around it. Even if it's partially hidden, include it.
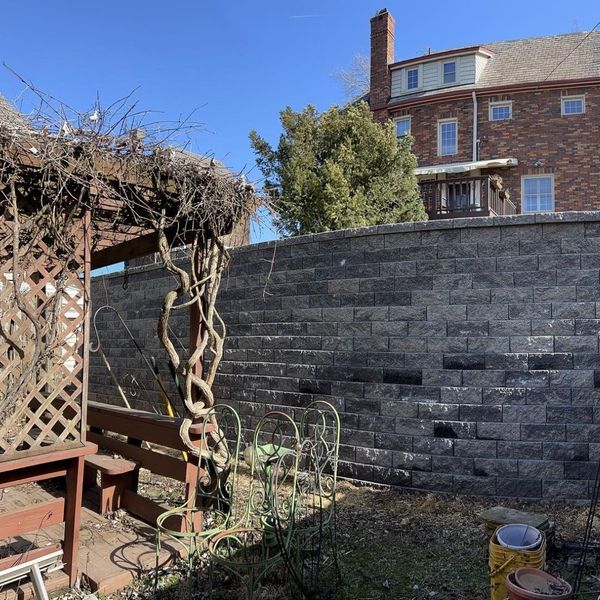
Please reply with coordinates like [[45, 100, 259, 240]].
[[521, 174, 555, 214], [561, 94, 585, 116], [442, 61, 457, 85], [406, 65, 422, 91], [394, 116, 411, 137], [437, 118, 458, 156], [489, 101, 513, 121]]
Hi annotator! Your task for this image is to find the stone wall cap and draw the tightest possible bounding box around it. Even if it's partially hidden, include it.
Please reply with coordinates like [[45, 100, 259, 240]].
[[231, 211, 600, 254], [92, 211, 600, 275]]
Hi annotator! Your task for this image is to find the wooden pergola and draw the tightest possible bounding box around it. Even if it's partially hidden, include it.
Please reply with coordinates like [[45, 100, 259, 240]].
[[0, 117, 254, 587]]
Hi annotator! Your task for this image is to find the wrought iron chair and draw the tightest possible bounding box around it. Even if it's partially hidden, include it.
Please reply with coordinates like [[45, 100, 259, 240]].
[[278, 400, 341, 598], [155, 404, 241, 579], [207, 411, 301, 599]]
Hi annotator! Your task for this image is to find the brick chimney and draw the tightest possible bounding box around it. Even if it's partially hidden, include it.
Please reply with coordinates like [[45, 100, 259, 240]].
[[370, 8, 394, 114]]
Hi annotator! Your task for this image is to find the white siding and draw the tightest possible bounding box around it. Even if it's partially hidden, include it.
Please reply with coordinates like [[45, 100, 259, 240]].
[[475, 54, 490, 81], [390, 69, 404, 97], [423, 62, 439, 88], [457, 55, 476, 82], [390, 52, 489, 99]]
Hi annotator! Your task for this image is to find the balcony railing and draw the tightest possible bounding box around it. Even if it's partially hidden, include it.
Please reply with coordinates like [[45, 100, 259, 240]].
[[419, 176, 517, 220]]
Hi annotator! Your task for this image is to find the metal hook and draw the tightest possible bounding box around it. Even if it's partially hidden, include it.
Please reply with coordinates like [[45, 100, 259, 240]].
[[91, 304, 184, 413]]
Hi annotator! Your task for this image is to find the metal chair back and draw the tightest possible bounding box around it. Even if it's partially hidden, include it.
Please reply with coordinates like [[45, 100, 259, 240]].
[[282, 400, 341, 598], [207, 410, 301, 599], [155, 403, 241, 576]]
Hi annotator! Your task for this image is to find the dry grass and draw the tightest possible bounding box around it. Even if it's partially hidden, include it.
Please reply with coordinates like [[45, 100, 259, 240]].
[[111, 468, 600, 600], [332, 481, 595, 600]]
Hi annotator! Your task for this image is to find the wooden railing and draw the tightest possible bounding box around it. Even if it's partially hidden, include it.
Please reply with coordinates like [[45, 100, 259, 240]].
[[86, 401, 209, 530], [419, 176, 516, 219]]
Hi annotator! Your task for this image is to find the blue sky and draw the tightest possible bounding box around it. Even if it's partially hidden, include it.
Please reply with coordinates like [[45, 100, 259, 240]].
[[1, 0, 597, 250]]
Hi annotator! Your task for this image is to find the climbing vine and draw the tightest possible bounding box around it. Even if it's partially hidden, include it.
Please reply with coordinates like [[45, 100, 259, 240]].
[[0, 89, 256, 457]]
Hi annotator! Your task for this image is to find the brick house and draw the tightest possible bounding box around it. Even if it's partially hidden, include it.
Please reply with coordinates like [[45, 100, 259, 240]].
[[369, 9, 600, 218]]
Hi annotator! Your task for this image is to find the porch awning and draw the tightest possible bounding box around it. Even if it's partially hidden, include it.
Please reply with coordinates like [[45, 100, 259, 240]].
[[414, 157, 518, 177]]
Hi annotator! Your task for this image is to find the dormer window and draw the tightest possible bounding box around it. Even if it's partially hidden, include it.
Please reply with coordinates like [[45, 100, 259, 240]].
[[443, 61, 456, 84], [407, 68, 419, 90]]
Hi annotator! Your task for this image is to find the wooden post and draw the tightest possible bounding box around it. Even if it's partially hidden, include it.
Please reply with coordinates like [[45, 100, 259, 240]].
[[126, 437, 142, 491], [80, 209, 92, 442], [83, 426, 104, 489], [184, 459, 204, 533], [63, 456, 85, 586], [183, 459, 197, 502]]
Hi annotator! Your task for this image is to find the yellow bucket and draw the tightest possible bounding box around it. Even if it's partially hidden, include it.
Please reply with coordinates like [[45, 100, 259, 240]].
[[488, 529, 546, 600]]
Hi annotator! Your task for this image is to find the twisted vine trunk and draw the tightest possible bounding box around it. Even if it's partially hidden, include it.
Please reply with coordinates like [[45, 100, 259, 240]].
[[156, 225, 229, 467]]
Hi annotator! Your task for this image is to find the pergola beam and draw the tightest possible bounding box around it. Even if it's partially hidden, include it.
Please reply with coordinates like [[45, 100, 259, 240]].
[[91, 230, 160, 269]]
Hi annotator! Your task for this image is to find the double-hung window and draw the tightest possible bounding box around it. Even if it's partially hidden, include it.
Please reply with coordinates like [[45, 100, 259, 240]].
[[438, 119, 457, 156], [561, 95, 585, 115], [395, 116, 411, 137], [443, 61, 456, 84], [489, 101, 512, 121], [522, 175, 554, 213], [407, 68, 419, 90]]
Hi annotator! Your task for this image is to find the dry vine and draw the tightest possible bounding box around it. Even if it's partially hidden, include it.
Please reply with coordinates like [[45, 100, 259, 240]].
[[0, 84, 257, 459]]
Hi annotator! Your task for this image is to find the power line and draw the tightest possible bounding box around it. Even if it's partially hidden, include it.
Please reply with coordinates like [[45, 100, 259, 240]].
[[544, 20, 600, 80]]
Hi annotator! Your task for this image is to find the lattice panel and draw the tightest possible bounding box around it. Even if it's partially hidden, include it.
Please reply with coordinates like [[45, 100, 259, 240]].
[[0, 213, 87, 460]]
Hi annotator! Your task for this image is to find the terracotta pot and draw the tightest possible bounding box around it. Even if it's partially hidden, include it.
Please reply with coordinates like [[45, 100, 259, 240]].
[[506, 570, 573, 600]]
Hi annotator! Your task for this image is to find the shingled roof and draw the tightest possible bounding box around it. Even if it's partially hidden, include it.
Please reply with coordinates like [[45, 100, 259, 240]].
[[389, 30, 600, 103], [480, 30, 600, 86]]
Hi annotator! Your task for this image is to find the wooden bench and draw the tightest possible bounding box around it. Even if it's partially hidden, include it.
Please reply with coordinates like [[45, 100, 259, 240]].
[[85, 401, 212, 530]]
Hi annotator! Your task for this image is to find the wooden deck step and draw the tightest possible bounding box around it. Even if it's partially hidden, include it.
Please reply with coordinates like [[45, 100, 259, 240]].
[[85, 455, 138, 476], [84, 455, 140, 515], [0, 483, 183, 597]]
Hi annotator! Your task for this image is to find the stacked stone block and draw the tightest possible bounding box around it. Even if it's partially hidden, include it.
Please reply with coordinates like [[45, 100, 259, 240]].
[[90, 212, 600, 501]]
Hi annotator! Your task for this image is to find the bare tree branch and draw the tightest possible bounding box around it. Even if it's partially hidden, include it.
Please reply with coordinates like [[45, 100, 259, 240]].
[[336, 53, 370, 100]]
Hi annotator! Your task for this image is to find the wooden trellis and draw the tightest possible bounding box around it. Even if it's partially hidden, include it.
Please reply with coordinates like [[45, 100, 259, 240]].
[[0, 90, 256, 591], [0, 212, 89, 459], [0, 197, 93, 587]]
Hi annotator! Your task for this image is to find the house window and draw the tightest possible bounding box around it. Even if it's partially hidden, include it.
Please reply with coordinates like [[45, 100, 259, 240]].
[[395, 116, 411, 137], [561, 95, 585, 115], [522, 175, 554, 213], [407, 68, 419, 90], [443, 61, 456, 84], [489, 101, 512, 121], [438, 119, 457, 156]]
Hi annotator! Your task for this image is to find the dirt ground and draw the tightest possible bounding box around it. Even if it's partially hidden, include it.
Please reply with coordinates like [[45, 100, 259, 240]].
[[80, 466, 600, 600]]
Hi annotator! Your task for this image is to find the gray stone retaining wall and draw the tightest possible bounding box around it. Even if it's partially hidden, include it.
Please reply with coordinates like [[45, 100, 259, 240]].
[[90, 212, 600, 501]]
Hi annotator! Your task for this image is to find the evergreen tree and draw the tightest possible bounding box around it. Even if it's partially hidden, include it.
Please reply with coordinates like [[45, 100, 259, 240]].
[[250, 101, 426, 236]]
